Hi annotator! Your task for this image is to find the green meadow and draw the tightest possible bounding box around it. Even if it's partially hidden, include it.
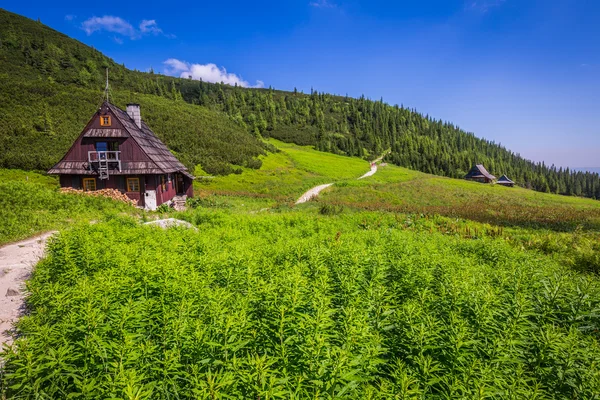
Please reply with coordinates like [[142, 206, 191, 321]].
[[195, 140, 371, 200], [3, 210, 600, 398], [319, 163, 600, 231], [2, 142, 600, 399], [0, 169, 140, 245]]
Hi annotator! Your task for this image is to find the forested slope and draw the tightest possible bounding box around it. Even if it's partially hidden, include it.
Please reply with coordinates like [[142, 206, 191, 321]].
[[0, 9, 271, 175], [1, 8, 599, 198]]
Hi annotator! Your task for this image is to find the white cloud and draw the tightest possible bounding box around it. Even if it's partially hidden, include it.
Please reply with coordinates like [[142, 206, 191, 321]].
[[163, 59, 265, 88], [81, 16, 174, 40], [465, 0, 505, 13], [82, 16, 138, 38], [139, 19, 162, 35], [64, 14, 76, 21], [309, 0, 336, 8]]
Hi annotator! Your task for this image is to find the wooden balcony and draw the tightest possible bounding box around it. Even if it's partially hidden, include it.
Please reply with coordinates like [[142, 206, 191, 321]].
[[88, 151, 122, 173]]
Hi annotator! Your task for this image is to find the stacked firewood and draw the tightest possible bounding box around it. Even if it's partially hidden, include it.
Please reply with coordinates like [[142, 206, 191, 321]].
[[60, 187, 138, 206]]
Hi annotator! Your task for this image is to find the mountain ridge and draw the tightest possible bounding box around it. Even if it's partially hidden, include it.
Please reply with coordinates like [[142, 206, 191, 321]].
[[1, 8, 599, 199]]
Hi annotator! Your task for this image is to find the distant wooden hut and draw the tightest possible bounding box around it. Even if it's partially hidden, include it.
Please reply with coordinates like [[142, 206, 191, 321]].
[[464, 164, 496, 183], [496, 175, 515, 187]]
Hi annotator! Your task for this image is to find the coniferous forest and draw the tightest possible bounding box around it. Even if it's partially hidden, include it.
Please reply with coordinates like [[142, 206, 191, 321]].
[[1, 8, 599, 199]]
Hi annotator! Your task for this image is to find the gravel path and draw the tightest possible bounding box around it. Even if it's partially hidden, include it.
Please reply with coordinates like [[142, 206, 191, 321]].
[[295, 183, 334, 204], [295, 151, 389, 204], [358, 163, 378, 180], [0, 232, 56, 347]]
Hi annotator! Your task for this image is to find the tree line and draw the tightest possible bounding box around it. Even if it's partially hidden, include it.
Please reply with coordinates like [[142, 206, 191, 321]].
[[1, 8, 599, 199]]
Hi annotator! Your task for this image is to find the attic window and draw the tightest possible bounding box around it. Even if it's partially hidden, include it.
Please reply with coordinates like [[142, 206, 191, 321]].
[[100, 116, 111, 126]]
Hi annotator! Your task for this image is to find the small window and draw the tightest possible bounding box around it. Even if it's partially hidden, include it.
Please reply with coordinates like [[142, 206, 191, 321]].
[[100, 116, 111, 126], [161, 175, 166, 191], [83, 178, 96, 192], [127, 178, 140, 192]]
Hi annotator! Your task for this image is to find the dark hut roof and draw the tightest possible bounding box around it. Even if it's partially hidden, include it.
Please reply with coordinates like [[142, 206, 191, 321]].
[[465, 164, 497, 180], [106, 103, 191, 176], [497, 175, 515, 184], [49, 102, 194, 179]]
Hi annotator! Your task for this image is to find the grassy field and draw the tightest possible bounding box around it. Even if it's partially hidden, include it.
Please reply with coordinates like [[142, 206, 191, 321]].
[[3, 210, 600, 398], [0, 169, 139, 245], [194, 139, 371, 201], [2, 147, 600, 398], [0, 168, 59, 188], [318, 163, 600, 231], [195, 140, 600, 230]]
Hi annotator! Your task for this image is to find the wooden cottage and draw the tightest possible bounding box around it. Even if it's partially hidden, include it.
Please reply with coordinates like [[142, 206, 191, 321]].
[[496, 175, 515, 187], [464, 164, 496, 183], [48, 101, 194, 210]]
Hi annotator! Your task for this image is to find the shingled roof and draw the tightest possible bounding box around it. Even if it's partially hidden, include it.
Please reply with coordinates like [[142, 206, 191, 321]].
[[105, 103, 192, 177], [465, 164, 497, 181], [497, 175, 515, 184], [49, 102, 193, 179]]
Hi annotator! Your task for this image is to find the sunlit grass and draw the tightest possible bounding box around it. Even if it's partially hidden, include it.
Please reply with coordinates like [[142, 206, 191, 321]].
[[321, 164, 600, 230], [195, 139, 370, 200], [3, 211, 600, 398], [0, 173, 139, 245]]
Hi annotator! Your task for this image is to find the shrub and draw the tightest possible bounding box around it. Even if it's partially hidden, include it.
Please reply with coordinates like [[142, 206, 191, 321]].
[[3, 212, 600, 398], [319, 203, 344, 216]]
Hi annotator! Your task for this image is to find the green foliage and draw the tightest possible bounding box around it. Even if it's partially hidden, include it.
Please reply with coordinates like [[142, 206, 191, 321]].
[[319, 203, 344, 215], [0, 168, 58, 188], [0, 172, 138, 244], [197, 139, 371, 200], [1, 8, 598, 199], [156, 203, 172, 213], [319, 163, 600, 231], [186, 195, 232, 209], [3, 212, 600, 398]]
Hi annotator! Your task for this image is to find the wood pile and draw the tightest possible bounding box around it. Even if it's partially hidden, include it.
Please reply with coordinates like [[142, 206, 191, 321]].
[[60, 188, 138, 206]]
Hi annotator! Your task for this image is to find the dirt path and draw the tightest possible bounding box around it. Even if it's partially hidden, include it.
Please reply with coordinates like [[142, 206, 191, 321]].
[[295, 183, 334, 204], [358, 163, 378, 180], [296, 151, 389, 204], [0, 232, 56, 347]]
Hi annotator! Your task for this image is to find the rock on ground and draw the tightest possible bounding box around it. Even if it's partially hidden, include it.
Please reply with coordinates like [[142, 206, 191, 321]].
[[144, 218, 197, 230]]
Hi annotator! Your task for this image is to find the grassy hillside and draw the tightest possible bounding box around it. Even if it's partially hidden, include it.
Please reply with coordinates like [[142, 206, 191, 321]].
[[196, 139, 372, 200], [0, 169, 140, 245], [197, 140, 600, 230], [0, 9, 271, 175], [2, 149, 600, 398], [320, 164, 600, 231], [1, 8, 599, 199]]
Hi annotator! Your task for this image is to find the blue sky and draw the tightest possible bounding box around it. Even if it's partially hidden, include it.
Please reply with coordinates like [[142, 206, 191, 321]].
[[5, 0, 600, 168]]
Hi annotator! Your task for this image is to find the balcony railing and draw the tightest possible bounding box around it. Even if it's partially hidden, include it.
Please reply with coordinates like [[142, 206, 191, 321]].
[[88, 151, 122, 172]]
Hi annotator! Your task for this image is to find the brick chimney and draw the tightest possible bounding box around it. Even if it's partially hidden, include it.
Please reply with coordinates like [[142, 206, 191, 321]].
[[126, 103, 141, 128]]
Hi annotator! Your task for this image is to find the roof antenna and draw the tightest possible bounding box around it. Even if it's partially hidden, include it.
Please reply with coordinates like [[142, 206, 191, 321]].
[[104, 68, 111, 103]]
